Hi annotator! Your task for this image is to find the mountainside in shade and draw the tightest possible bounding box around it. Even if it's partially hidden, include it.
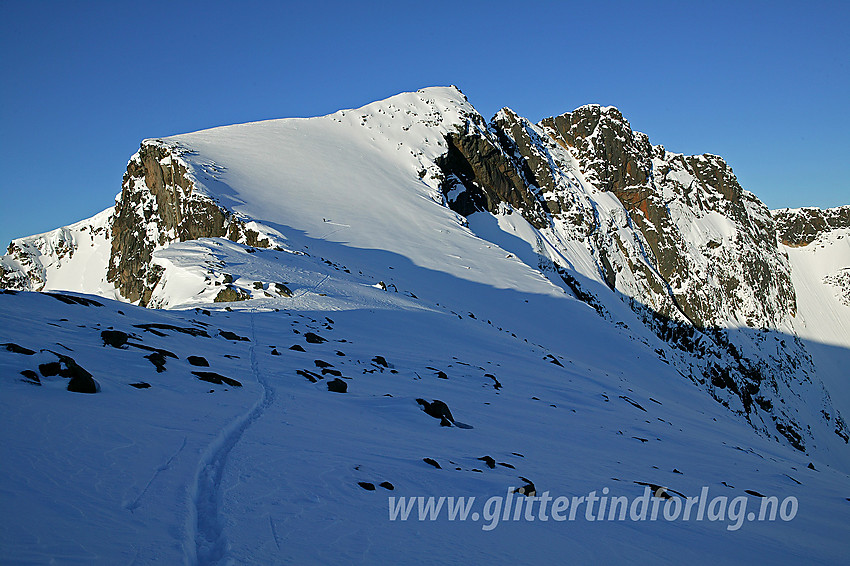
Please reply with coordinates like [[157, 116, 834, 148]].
[[2, 87, 849, 564]]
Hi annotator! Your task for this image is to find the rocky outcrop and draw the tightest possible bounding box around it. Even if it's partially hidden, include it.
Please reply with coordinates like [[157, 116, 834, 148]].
[[2, 141, 280, 304], [106, 140, 278, 305], [433, 101, 843, 451], [214, 286, 250, 303], [435, 117, 549, 228], [772, 206, 850, 247], [540, 105, 796, 331], [541, 105, 654, 194]]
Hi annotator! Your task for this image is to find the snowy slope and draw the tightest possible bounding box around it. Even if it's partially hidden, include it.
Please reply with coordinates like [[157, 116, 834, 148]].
[[783, 227, 850, 419], [2, 288, 849, 565]]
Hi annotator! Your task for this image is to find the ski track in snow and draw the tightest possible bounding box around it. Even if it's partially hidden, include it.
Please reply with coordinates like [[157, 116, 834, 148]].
[[293, 274, 331, 299], [124, 436, 187, 512], [185, 311, 275, 566]]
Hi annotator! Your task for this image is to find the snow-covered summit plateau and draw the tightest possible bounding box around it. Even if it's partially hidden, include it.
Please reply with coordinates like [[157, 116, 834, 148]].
[[2, 87, 849, 564]]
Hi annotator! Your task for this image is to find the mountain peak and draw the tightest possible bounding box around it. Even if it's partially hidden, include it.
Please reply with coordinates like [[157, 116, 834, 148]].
[[2, 86, 848, 460]]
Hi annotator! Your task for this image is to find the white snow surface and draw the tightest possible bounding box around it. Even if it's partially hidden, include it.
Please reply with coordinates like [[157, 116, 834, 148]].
[[784, 228, 850, 421], [3, 287, 849, 565]]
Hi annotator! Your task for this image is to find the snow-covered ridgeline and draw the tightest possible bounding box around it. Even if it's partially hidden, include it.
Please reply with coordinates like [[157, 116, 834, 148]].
[[0, 86, 848, 457], [0, 208, 115, 295]]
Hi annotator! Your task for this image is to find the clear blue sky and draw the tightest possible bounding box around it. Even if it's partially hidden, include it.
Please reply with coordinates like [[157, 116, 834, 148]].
[[1, 0, 848, 248]]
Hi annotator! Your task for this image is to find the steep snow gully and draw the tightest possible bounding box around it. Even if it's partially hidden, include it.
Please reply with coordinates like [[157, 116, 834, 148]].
[[185, 311, 275, 566]]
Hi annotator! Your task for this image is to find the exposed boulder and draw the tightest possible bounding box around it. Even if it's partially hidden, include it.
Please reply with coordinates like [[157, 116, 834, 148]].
[[68, 373, 100, 394], [45, 293, 103, 307], [274, 283, 293, 297], [3, 343, 35, 355], [38, 362, 61, 377], [145, 352, 167, 372], [416, 398, 455, 426], [513, 477, 537, 497], [101, 330, 129, 349], [20, 370, 40, 384], [46, 354, 101, 394], [297, 369, 322, 383], [304, 332, 326, 344], [192, 371, 242, 387], [187, 355, 210, 367], [214, 286, 250, 303], [219, 330, 250, 342]]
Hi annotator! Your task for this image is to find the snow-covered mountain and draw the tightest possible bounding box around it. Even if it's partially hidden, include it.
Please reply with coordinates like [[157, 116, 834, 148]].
[[2, 86, 848, 564]]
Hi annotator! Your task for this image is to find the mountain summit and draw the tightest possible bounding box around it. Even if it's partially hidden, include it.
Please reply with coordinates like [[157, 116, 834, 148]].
[[2, 86, 849, 563]]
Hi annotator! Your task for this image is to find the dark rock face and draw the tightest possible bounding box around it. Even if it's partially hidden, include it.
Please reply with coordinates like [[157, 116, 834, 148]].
[[106, 140, 275, 305], [436, 119, 549, 229], [539, 105, 796, 331], [541, 105, 653, 195], [327, 378, 347, 393], [772, 206, 850, 247]]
